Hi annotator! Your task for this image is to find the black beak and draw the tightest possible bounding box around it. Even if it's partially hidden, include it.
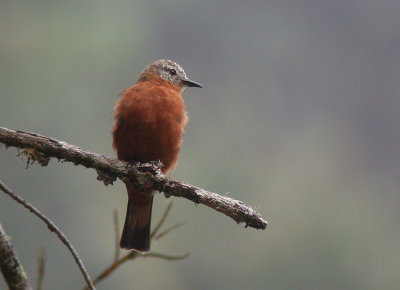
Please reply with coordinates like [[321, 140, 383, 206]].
[[181, 78, 203, 88]]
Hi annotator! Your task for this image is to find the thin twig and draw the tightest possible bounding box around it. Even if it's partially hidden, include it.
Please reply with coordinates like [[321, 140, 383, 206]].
[[154, 222, 185, 240], [84, 252, 137, 289], [0, 127, 268, 230], [142, 252, 190, 261], [85, 202, 187, 289], [84, 250, 188, 290], [0, 222, 32, 290], [113, 210, 120, 261], [37, 247, 46, 290], [151, 201, 173, 239], [0, 180, 96, 290]]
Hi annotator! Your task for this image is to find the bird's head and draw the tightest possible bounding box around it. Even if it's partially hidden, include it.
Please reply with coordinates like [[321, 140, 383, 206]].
[[138, 59, 203, 91]]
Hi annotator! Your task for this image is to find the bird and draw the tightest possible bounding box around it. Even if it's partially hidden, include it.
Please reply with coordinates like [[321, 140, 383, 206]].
[[112, 59, 202, 252]]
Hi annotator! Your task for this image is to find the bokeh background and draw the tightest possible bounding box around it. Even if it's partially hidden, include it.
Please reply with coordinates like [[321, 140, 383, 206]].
[[1, 1, 400, 289]]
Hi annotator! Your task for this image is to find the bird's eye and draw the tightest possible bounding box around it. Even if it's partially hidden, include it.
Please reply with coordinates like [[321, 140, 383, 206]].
[[169, 69, 177, 75]]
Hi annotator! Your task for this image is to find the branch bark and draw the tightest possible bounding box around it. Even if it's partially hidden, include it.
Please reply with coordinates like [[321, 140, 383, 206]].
[[0, 222, 32, 290], [0, 126, 268, 230]]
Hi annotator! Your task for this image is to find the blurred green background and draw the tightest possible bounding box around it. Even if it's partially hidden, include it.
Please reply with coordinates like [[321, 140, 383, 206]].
[[1, 1, 400, 289]]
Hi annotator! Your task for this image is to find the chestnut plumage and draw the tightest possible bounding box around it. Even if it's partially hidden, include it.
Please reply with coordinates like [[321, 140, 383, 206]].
[[112, 59, 202, 251]]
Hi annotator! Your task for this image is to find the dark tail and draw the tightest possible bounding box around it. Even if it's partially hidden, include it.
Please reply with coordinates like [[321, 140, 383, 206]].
[[120, 185, 153, 252]]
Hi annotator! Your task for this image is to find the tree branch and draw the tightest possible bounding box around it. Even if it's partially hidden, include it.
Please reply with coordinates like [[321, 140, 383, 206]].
[[0, 180, 95, 290], [0, 222, 32, 290], [0, 126, 268, 230], [36, 247, 46, 290]]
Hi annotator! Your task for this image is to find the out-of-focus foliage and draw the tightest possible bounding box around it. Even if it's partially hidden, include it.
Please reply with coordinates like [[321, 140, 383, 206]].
[[1, 1, 400, 289]]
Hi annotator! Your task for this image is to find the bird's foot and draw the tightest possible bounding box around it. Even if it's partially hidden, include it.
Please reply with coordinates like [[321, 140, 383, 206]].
[[136, 160, 163, 174]]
